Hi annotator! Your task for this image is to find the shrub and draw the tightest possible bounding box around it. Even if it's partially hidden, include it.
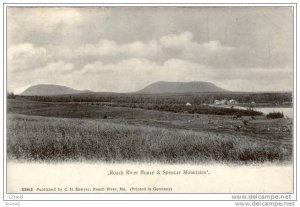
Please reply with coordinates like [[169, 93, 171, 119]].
[[7, 91, 16, 99], [266, 112, 284, 119]]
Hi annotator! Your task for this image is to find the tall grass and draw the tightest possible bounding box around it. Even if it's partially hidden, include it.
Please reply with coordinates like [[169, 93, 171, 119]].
[[7, 114, 291, 163]]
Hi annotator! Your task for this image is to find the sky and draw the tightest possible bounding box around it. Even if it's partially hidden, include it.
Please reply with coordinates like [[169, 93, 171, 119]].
[[7, 6, 293, 93]]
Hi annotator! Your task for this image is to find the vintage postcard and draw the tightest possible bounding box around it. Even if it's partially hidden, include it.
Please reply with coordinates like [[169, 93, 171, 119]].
[[2, 2, 298, 206]]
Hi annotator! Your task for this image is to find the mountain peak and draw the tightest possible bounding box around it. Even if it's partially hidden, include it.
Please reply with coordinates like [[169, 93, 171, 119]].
[[21, 84, 92, 96], [137, 81, 227, 94]]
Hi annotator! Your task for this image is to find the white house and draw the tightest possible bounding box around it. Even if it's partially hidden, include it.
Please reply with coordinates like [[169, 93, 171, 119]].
[[186, 102, 192, 106], [214, 99, 227, 105], [228, 99, 238, 105]]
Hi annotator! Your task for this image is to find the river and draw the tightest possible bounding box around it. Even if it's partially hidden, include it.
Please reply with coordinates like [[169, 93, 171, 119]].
[[254, 107, 293, 118], [233, 106, 293, 118], [209, 104, 293, 118]]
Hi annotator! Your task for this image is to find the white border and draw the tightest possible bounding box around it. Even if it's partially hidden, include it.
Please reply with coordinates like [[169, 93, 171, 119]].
[[1, 1, 298, 206]]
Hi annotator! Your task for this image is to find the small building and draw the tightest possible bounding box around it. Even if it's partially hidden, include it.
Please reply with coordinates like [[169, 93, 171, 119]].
[[186, 102, 192, 106], [228, 99, 238, 105], [214, 99, 227, 105]]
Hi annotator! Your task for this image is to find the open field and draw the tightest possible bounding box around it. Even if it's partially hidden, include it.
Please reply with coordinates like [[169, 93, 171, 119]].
[[7, 95, 293, 163], [9, 96, 263, 116], [7, 91, 293, 163], [7, 113, 291, 163], [7, 98, 293, 140]]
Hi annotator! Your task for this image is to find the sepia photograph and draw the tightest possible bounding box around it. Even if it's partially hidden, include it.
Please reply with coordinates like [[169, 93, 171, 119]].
[[3, 3, 296, 202]]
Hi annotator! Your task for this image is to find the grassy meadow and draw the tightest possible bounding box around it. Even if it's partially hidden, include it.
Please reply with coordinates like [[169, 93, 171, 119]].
[[6, 92, 293, 163], [7, 113, 291, 163]]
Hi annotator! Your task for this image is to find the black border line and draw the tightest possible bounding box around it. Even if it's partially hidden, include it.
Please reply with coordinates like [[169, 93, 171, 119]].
[[2, 2, 298, 202]]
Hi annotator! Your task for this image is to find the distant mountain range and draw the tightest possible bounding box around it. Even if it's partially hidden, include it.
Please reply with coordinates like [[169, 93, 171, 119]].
[[21, 84, 92, 96], [137, 81, 227, 93], [21, 81, 227, 96]]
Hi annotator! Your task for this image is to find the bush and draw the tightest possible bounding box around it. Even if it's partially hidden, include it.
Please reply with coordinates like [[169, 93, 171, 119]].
[[7, 91, 16, 99], [266, 112, 284, 119]]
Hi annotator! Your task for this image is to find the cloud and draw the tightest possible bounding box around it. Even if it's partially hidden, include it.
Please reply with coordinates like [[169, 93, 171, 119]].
[[8, 43, 50, 72], [160, 31, 194, 49], [7, 25, 293, 93], [8, 8, 83, 31], [8, 61, 75, 94], [7, 8, 83, 46], [52, 31, 236, 68], [58, 39, 162, 60], [7, 7, 293, 69], [60, 58, 293, 92], [9, 54, 292, 94], [34, 61, 74, 74], [180, 39, 236, 67], [157, 32, 238, 68], [159, 32, 235, 63], [72, 58, 209, 92]]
